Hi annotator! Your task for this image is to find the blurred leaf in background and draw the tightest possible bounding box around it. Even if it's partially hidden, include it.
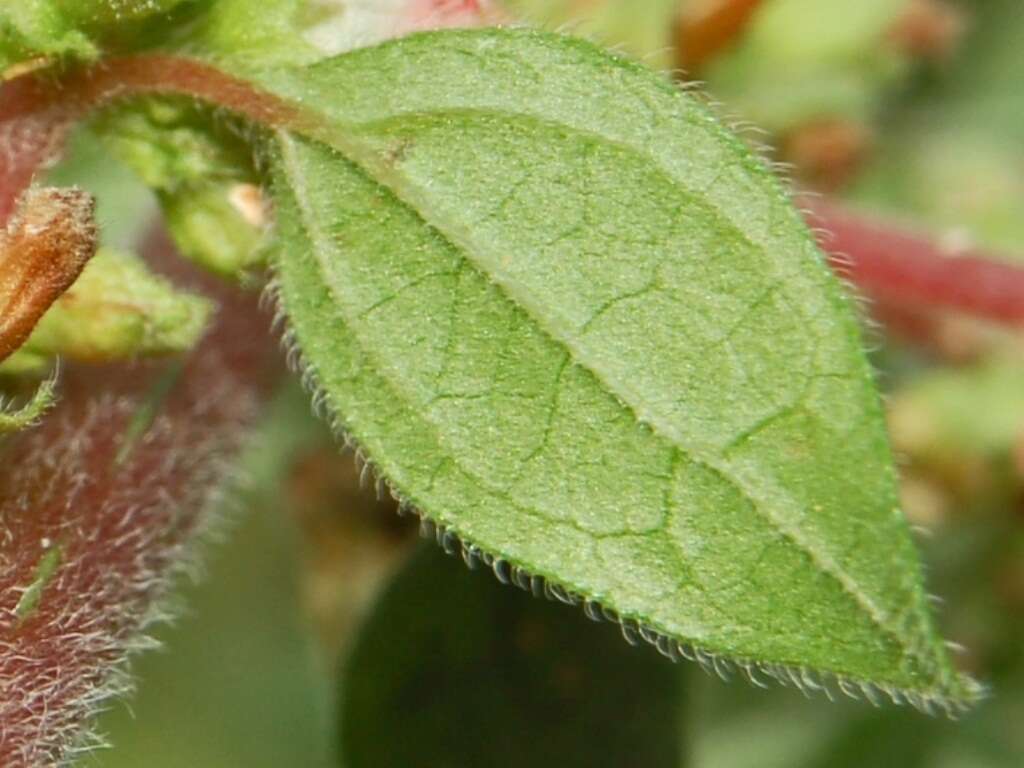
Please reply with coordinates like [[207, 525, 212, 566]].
[[340, 545, 683, 768], [699, 0, 909, 131]]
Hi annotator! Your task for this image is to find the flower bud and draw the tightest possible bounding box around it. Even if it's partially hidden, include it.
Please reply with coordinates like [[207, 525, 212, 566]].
[[0, 187, 97, 362]]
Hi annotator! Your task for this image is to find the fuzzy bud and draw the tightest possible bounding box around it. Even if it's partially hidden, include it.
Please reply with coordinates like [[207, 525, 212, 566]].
[[0, 187, 97, 363]]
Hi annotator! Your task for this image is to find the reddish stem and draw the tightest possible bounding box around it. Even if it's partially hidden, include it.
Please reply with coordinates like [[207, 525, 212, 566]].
[[0, 56, 312, 144], [0, 77, 77, 226], [807, 198, 1024, 327]]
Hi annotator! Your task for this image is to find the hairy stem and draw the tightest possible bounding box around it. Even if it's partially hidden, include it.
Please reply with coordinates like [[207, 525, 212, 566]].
[[0, 75, 79, 226], [0, 231, 281, 766], [807, 198, 1024, 327]]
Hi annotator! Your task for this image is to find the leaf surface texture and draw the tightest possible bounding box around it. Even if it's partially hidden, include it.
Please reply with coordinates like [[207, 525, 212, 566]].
[[266, 28, 974, 703]]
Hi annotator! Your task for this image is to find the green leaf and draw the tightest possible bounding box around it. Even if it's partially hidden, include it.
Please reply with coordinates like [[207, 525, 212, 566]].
[[340, 545, 683, 768], [52, 0, 192, 29], [266, 28, 976, 705], [1, 1, 95, 69], [169, 0, 318, 69]]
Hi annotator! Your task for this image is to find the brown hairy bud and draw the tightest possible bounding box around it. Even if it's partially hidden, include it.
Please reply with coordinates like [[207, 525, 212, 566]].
[[0, 187, 98, 362]]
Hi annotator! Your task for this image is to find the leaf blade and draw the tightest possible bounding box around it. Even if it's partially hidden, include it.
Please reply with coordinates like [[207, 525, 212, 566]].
[[267, 28, 976, 705]]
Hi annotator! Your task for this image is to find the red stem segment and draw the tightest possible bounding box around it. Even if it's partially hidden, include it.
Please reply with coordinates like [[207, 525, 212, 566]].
[[0, 77, 77, 226], [806, 198, 1024, 326]]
